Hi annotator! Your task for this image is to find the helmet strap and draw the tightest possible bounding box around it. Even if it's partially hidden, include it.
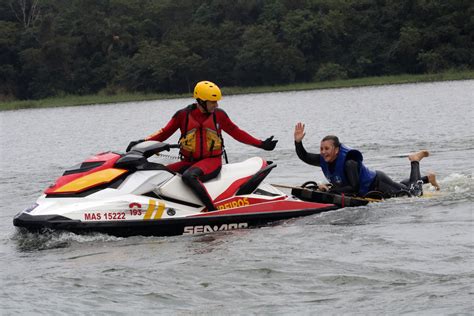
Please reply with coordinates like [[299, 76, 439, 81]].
[[197, 99, 210, 114]]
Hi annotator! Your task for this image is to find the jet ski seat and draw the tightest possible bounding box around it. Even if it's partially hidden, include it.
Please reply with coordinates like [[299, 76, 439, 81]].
[[206, 157, 274, 202], [155, 157, 273, 206]]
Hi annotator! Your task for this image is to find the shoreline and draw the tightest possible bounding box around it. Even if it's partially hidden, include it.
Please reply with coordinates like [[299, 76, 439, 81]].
[[1, 70, 472, 111]]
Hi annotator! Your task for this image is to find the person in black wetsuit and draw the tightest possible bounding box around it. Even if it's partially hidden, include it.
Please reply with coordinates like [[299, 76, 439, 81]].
[[294, 122, 440, 198]]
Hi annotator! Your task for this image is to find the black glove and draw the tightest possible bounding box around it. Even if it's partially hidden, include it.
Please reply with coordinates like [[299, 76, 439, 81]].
[[126, 139, 145, 152], [261, 136, 278, 151]]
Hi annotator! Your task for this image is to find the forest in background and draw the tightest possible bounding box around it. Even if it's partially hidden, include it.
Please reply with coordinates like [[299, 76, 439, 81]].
[[1, 0, 472, 101]]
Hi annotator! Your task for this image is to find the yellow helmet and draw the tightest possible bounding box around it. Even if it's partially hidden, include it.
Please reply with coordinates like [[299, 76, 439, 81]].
[[193, 81, 222, 101]]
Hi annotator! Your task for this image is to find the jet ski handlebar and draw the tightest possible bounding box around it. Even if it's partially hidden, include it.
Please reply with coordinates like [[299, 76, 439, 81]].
[[128, 141, 179, 158], [115, 141, 180, 170]]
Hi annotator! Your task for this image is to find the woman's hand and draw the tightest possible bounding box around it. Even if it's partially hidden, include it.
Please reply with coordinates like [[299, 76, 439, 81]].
[[294, 122, 306, 143], [318, 183, 331, 192]]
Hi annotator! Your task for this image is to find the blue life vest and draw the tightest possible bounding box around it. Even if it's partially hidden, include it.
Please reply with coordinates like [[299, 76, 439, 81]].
[[320, 144, 376, 195]]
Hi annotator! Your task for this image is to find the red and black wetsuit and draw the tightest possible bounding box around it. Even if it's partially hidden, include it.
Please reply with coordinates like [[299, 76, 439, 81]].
[[147, 104, 264, 211]]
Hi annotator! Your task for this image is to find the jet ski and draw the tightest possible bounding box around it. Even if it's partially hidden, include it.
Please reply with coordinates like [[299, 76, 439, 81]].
[[13, 141, 338, 237]]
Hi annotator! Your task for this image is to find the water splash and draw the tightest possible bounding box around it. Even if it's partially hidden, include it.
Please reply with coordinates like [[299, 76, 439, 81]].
[[439, 173, 473, 194], [11, 228, 122, 252]]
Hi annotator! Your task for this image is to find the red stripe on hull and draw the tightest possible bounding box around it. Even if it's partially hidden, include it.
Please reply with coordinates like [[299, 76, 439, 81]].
[[213, 176, 252, 202], [213, 159, 267, 202], [193, 200, 334, 217]]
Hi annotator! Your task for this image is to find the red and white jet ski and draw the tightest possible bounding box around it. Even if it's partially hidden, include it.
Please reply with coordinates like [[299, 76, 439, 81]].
[[13, 141, 337, 237]]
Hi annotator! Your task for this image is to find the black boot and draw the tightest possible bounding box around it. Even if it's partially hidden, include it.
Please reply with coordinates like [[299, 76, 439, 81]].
[[182, 167, 216, 212]]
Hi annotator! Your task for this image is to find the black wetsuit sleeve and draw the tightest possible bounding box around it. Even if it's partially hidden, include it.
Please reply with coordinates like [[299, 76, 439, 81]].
[[295, 141, 321, 166], [330, 159, 360, 194]]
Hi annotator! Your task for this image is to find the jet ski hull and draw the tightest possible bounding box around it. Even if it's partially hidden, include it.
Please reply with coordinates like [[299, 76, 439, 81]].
[[14, 202, 338, 237]]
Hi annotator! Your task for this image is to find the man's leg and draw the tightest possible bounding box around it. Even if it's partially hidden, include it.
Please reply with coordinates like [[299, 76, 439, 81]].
[[181, 157, 222, 212], [167, 161, 193, 173]]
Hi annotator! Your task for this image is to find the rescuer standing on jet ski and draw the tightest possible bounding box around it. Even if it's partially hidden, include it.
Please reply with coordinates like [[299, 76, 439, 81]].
[[127, 81, 278, 211]]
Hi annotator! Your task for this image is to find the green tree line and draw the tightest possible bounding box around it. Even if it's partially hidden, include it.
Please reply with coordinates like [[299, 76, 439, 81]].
[[1, 0, 472, 100]]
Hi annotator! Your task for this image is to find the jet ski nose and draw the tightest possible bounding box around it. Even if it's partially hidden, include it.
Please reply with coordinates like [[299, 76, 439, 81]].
[[13, 211, 31, 227], [23, 203, 39, 214], [13, 210, 75, 231], [13, 203, 39, 226]]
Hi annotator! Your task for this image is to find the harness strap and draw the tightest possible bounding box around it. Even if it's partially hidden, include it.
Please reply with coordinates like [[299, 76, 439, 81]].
[[179, 104, 194, 141], [178, 104, 194, 161], [212, 111, 228, 163]]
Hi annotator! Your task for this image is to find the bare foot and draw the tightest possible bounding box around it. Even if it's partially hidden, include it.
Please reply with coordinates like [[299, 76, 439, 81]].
[[427, 172, 440, 191], [408, 150, 430, 162]]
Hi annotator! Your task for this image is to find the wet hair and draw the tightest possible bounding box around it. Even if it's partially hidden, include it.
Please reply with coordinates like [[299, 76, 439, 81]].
[[321, 135, 341, 148]]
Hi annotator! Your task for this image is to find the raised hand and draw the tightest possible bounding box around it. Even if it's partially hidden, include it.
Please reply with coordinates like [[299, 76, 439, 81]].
[[294, 122, 306, 142]]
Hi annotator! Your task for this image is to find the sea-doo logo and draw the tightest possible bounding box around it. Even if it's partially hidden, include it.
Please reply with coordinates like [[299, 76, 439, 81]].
[[183, 223, 248, 235]]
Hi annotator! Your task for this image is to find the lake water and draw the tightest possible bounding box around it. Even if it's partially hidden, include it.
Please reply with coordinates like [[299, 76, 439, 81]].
[[0, 80, 473, 314]]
